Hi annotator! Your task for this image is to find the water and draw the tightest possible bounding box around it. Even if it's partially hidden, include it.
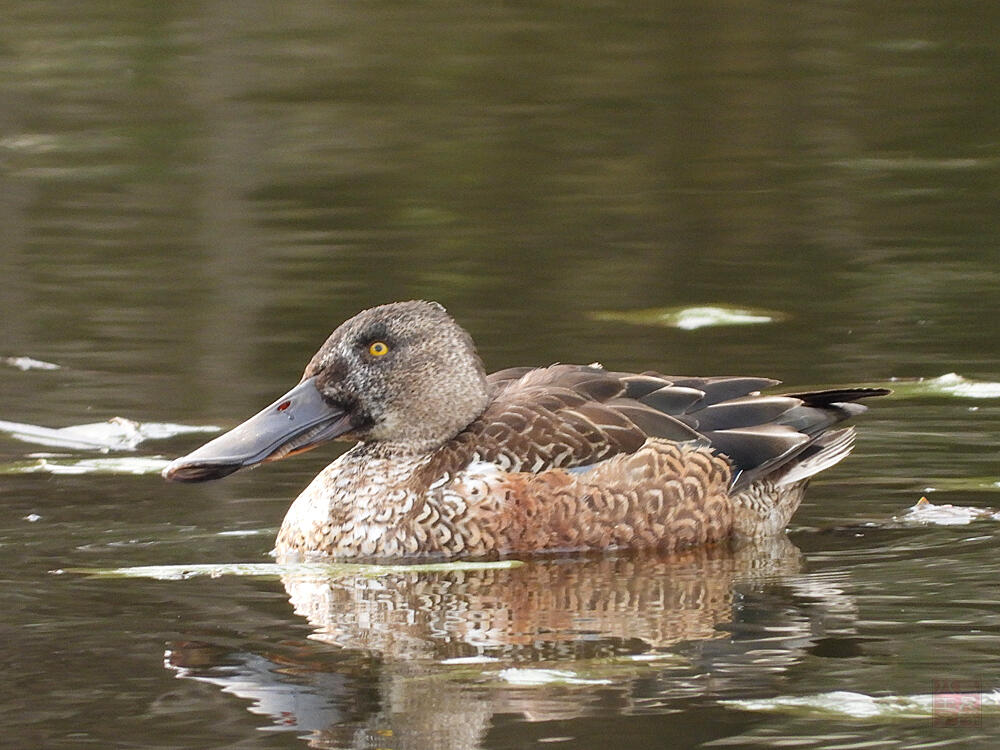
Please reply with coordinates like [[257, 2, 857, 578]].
[[2, 0, 999, 747]]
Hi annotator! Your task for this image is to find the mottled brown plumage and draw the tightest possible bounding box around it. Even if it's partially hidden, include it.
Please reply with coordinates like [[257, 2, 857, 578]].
[[164, 300, 889, 560]]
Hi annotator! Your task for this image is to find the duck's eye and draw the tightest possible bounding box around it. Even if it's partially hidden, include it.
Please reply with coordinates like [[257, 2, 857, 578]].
[[368, 341, 390, 357]]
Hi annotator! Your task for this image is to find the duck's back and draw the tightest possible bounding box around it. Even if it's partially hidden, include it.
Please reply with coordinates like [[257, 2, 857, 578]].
[[437, 364, 885, 489]]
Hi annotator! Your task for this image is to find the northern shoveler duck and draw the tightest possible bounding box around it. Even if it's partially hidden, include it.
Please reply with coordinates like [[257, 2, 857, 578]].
[[164, 301, 888, 560]]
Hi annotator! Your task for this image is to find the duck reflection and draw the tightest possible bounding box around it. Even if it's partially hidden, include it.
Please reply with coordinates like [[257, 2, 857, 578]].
[[282, 538, 804, 659], [165, 538, 860, 749]]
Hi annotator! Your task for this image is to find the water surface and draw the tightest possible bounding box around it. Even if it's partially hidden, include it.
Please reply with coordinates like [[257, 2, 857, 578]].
[[1, 1, 999, 747]]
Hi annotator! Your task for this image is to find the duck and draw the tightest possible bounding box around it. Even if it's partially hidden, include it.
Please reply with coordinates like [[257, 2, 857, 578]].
[[163, 300, 889, 561]]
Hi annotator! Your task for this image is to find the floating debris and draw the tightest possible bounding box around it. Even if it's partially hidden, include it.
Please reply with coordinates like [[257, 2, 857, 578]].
[[498, 668, 613, 686], [0, 417, 219, 452], [3, 356, 61, 371], [885, 373, 1000, 399], [590, 305, 785, 331], [440, 656, 502, 665], [724, 688, 1000, 719], [0, 457, 170, 476], [894, 497, 1000, 526], [622, 653, 683, 663]]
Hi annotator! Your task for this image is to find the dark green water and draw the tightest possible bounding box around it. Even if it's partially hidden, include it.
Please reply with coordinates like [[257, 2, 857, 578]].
[[2, 1, 999, 747]]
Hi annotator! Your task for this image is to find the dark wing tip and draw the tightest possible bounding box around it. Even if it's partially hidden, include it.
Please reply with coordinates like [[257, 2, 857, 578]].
[[786, 387, 892, 407]]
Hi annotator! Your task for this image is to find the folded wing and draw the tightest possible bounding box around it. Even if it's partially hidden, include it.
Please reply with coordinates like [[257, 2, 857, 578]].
[[438, 365, 888, 489]]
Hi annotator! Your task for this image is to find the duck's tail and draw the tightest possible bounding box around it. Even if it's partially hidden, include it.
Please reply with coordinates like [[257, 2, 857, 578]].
[[773, 426, 857, 487]]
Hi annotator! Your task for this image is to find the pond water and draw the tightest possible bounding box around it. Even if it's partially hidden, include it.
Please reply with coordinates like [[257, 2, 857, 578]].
[[2, 1, 999, 748]]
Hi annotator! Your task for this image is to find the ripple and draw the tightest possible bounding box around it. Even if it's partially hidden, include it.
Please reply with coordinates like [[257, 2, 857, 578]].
[[66, 559, 525, 580]]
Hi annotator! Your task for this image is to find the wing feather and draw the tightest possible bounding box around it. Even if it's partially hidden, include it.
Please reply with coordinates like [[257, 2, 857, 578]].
[[429, 364, 887, 488]]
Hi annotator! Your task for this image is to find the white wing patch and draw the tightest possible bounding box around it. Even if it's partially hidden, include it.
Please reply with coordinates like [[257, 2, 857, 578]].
[[462, 460, 504, 478], [776, 428, 856, 486]]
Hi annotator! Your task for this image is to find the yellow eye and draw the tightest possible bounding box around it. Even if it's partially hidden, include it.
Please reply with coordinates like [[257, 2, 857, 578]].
[[368, 341, 389, 357]]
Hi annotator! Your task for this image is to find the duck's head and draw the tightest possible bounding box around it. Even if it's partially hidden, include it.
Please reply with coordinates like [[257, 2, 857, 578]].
[[163, 301, 489, 482]]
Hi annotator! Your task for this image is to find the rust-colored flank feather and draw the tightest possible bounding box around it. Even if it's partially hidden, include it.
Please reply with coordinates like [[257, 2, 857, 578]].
[[163, 301, 889, 561]]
